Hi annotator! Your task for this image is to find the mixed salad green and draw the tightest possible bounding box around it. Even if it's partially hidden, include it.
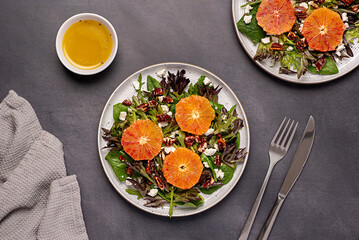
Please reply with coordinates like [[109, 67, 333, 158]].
[[102, 69, 247, 217], [237, 0, 359, 78]]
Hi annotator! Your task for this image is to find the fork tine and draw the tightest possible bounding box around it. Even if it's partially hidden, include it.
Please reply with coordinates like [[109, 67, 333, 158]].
[[280, 120, 294, 148], [276, 118, 291, 146], [271, 117, 287, 146], [284, 121, 298, 151]]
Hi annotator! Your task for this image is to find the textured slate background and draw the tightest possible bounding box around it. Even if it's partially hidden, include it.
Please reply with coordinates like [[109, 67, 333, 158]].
[[0, 1, 358, 239]]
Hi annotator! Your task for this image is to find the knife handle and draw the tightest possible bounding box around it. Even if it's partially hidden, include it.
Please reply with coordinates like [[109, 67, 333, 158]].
[[257, 195, 285, 240]]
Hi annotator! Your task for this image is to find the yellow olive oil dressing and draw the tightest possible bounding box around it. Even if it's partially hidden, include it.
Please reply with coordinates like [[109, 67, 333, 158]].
[[62, 20, 112, 70]]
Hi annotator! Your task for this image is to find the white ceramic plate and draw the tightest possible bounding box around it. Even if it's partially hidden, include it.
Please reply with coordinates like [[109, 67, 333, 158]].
[[232, 0, 359, 84], [97, 62, 250, 217]]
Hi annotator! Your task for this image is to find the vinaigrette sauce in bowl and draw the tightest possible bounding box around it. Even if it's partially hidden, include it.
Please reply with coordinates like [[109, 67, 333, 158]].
[[62, 20, 113, 70]]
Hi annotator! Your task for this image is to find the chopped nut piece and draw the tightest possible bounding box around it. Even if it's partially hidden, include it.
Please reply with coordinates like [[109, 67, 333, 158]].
[[296, 38, 307, 52], [197, 142, 207, 153], [184, 136, 196, 147], [148, 100, 158, 108], [163, 137, 176, 147], [125, 167, 133, 177], [162, 96, 174, 104], [218, 137, 226, 151], [315, 57, 327, 71], [214, 155, 222, 166], [204, 177, 215, 188], [287, 31, 297, 41], [294, 6, 307, 19], [269, 43, 284, 51], [119, 155, 126, 161], [153, 88, 163, 96], [195, 135, 205, 144], [156, 113, 172, 123], [146, 160, 155, 175], [122, 99, 132, 106], [137, 103, 149, 112]]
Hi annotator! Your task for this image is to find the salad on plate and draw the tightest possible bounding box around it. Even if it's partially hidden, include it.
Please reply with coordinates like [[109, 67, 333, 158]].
[[237, 0, 359, 78], [101, 69, 247, 217]]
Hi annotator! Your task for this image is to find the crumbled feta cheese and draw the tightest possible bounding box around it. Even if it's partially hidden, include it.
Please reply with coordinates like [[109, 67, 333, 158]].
[[133, 80, 140, 90], [204, 128, 214, 136], [167, 111, 173, 117], [222, 115, 227, 120], [158, 122, 169, 128], [214, 144, 218, 151], [244, 15, 252, 24], [203, 77, 212, 86], [337, 43, 345, 52], [336, 51, 341, 57], [299, 2, 308, 9], [169, 130, 179, 138], [354, 38, 359, 44], [163, 146, 176, 154], [271, 36, 279, 43], [214, 169, 225, 179], [204, 148, 217, 156], [308, 1, 313, 5], [333, 5, 338, 9], [126, 179, 132, 186], [345, 22, 349, 29], [299, 24, 303, 32], [119, 112, 127, 121], [148, 188, 158, 197], [128, 108, 132, 112], [287, 46, 294, 51], [244, 5, 253, 14], [161, 105, 169, 113], [158, 96, 164, 102], [170, 89, 173, 92], [261, 37, 270, 44], [203, 162, 210, 168], [156, 69, 166, 78], [342, 12, 348, 22]]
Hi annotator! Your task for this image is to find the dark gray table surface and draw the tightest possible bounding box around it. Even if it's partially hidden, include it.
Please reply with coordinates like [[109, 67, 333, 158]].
[[1, 1, 358, 239]]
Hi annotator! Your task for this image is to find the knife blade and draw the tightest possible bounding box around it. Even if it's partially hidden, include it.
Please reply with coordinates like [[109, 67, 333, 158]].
[[257, 116, 315, 240]]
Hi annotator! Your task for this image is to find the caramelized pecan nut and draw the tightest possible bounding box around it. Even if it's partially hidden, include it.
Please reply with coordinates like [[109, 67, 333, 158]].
[[122, 99, 132, 106], [156, 113, 172, 122], [184, 136, 196, 147], [214, 155, 222, 166], [148, 100, 158, 108], [154, 176, 165, 190], [163, 137, 176, 147], [162, 96, 174, 104], [287, 31, 297, 41], [315, 57, 327, 72], [296, 38, 307, 52], [218, 137, 226, 151], [197, 142, 208, 153], [125, 167, 133, 177], [294, 6, 307, 19], [269, 43, 284, 51], [153, 88, 163, 96], [137, 103, 149, 112]]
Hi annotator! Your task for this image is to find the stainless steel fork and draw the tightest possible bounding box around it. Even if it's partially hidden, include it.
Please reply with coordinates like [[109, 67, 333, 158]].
[[238, 117, 298, 240]]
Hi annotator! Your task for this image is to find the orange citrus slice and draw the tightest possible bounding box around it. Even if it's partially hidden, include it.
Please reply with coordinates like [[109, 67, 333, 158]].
[[121, 119, 163, 160], [175, 95, 215, 135], [162, 148, 203, 189], [256, 0, 296, 35], [302, 8, 346, 52]]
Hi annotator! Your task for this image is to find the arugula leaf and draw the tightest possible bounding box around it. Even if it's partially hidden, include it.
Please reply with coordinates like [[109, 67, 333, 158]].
[[235, 132, 241, 149], [169, 187, 174, 218], [196, 76, 206, 87], [105, 151, 128, 181], [147, 75, 161, 92], [308, 56, 339, 75], [199, 164, 237, 194], [113, 103, 128, 121], [209, 101, 224, 113], [201, 154, 217, 181], [125, 189, 143, 199], [237, 4, 266, 44]]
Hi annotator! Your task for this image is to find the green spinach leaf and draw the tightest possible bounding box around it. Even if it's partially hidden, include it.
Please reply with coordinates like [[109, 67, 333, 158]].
[[210, 101, 224, 113], [147, 75, 161, 92], [308, 56, 339, 75], [113, 103, 128, 121], [199, 164, 236, 194], [125, 189, 143, 199], [237, 4, 266, 44], [105, 151, 128, 181]]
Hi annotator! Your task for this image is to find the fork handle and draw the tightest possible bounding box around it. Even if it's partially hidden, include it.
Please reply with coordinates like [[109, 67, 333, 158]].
[[257, 195, 285, 240], [238, 163, 275, 240]]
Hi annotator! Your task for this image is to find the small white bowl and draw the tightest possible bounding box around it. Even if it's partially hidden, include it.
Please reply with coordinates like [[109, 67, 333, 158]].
[[56, 13, 118, 75]]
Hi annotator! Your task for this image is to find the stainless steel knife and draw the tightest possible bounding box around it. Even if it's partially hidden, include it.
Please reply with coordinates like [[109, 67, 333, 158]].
[[257, 116, 315, 240]]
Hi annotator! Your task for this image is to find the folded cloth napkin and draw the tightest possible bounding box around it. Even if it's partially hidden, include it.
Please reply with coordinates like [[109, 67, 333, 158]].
[[0, 90, 88, 240]]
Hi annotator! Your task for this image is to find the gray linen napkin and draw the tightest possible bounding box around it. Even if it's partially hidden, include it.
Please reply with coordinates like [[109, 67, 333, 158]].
[[0, 90, 88, 240]]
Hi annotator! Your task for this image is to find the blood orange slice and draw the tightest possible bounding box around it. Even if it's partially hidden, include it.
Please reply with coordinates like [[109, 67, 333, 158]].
[[256, 0, 296, 35], [302, 8, 346, 52], [175, 95, 215, 135], [163, 148, 203, 189], [121, 119, 163, 160]]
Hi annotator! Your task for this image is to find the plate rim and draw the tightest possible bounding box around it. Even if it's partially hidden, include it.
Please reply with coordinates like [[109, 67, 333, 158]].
[[97, 62, 251, 217], [231, 0, 359, 85]]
